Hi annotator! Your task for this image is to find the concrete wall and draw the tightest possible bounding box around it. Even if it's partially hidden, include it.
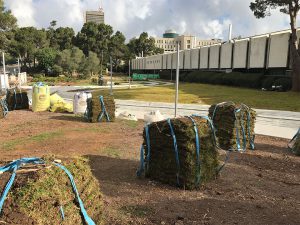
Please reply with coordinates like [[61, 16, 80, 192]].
[[249, 35, 268, 68], [191, 48, 199, 69], [200, 47, 209, 69], [184, 50, 191, 70], [233, 39, 248, 68], [220, 42, 233, 69], [180, 51, 184, 69], [167, 53, 173, 69], [267, 31, 290, 68], [209, 44, 220, 69], [162, 54, 168, 70], [172, 52, 177, 69]]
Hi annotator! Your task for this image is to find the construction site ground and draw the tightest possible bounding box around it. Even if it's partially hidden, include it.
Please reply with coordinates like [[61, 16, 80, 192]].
[[0, 110, 299, 225]]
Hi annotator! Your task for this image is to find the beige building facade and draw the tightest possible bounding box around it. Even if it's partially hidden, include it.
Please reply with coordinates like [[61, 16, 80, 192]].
[[154, 30, 221, 53], [85, 9, 105, 24]]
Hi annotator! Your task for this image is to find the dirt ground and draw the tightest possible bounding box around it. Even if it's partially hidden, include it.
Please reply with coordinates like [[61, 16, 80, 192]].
[[0, 110, 300, 225]]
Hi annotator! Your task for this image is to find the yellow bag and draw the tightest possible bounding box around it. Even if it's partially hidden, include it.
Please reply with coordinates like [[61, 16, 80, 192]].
[[50, 101, 73, 113], [50, 93, 65, 105], [32, 83, 50, 112]]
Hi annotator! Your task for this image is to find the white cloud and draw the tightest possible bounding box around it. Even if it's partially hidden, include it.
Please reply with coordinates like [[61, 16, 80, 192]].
[[4, 0, 297, 41]]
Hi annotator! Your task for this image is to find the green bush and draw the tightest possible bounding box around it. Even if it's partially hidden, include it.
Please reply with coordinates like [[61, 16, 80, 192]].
[[180, 71, 264, 89], [273, 77, 292, 91]]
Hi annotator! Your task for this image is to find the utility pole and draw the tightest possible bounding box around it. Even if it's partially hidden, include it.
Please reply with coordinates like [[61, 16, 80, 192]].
[[110, 56, 113, 95], [128, 60, 131, 89], [175, 42, 180, 117], [18, 58, 20, 74]]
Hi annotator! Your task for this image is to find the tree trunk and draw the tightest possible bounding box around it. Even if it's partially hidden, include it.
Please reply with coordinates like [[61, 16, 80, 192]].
[[289, 5, 300, 92]]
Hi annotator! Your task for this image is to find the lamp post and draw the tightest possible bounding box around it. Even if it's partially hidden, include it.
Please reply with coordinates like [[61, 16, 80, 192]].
[[175, 41, 180, 117], [128, 60, 131, 89], [110, 56, 113, 95]]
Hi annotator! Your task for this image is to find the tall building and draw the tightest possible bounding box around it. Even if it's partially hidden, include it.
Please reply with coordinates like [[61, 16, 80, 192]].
[[85, 6, 105, 24], [154, 30, 222, 53]]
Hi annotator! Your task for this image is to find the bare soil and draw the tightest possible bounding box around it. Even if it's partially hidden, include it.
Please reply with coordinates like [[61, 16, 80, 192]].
[[0, 110, 299, 225]]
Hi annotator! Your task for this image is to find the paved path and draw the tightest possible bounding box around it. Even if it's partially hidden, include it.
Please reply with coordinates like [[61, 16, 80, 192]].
[[23, 85, 300, 139], [115, 100, 300, 139]]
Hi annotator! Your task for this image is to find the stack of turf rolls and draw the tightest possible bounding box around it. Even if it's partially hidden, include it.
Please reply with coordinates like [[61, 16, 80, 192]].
[[139, 116, 219, 190], [0, 97, 8, 119], [289, 129, 300, 156], [208, 102, 256, 151], [6, 88, 29, 111], [85, 94, 115, 123]]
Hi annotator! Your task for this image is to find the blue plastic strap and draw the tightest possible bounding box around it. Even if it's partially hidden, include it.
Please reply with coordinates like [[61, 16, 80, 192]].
[[98, 96, 110, 122], [53, 163, 96, 225], [242, 104, 255, 150], [145, 124, 151, 171], [167, 119, 180, 186], [192, 115, 217, 148], [187, 116, 201, 186], [60, 205, 65, 221], [234, 108, 242, 151]]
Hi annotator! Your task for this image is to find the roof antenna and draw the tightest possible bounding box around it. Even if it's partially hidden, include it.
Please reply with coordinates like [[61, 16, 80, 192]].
[[99, 0, 104, 12]]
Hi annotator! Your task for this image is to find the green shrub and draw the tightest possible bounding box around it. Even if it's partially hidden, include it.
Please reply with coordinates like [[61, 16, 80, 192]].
[[273, 77, 292, 91], [180, 71, 264, 89]]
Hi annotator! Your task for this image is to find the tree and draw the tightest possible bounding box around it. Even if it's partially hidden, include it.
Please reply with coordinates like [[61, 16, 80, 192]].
[[128, 32, 164, 57], [55, 47, 85, 75], [9, 27, 48, 69], [0, 0, 17, 49], [250, 0, 300, 91], [35, 48, 57, 72], [109, 31, 128, 71], [80, 51, 100, 78], [48, 27, 75, 50]]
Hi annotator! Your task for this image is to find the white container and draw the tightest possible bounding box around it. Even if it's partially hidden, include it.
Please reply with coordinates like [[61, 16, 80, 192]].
[[73, 92, 92, 115], [144, 110, 165, 123], [0, 74, 9, 89]]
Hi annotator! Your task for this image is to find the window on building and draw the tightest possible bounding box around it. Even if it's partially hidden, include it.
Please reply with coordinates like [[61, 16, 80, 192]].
[[187, 40, 191, 44], [187, 45, 191, 49]]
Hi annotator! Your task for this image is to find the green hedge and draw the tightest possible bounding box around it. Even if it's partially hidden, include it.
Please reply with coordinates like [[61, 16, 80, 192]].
[[181, 71, 264, 88]]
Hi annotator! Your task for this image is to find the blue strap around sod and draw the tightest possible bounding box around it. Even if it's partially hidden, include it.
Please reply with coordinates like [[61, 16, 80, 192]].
[[136, 124, 150, 177], [97, 96, 110, 122], [0, 158, 96, 225], [167, 119, 180, 186], [241, 104, 255, 150], [54, 163, 96, 225], [186, 116, 201, 186]]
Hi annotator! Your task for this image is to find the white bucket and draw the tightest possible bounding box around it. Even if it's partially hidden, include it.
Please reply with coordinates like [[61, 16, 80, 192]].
[[73, 91, 92, 115], [144, 110, 165, 123]]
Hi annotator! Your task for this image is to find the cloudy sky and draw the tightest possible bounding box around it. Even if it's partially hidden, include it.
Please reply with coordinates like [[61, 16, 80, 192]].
[[5, 0, 293, 41]]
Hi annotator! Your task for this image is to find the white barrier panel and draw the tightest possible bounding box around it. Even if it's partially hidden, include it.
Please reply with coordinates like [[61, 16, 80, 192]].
[[220, 42, 233, 69], [184, 50, 191, 70], [233, 39, 249, 68], [163, 54, 168, 70], [167, 53, 172, 69], [209, 44, 221, 69], [249, 35, 268, 68], [268, 31, 290, 68], [172, 52, 177, 70], [200, 47, 209, 69], [179, 51, 184, 69], [191, 48, 200, 69]]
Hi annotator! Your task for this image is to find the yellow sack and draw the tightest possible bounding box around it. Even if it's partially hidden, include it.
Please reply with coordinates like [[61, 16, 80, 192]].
[[32, 83, 50, 112], [50, 93, 65, 105], [50, 101, 73, 113]]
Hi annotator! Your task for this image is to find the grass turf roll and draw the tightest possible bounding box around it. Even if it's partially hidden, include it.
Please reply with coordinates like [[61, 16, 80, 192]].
[[6, 88, 29, 111], [86, 94, 115, 123], [208, 102, 256, 151], [0, 157, 103, 225], [141, 116, 219, 190], [289, 129, 300, 156]]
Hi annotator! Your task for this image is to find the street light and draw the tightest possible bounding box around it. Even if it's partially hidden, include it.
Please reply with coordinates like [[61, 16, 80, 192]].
[[175, 41, 180, 118]]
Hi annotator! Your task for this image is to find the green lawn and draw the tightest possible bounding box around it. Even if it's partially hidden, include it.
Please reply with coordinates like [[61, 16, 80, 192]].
[[94, 82, 300, 112]]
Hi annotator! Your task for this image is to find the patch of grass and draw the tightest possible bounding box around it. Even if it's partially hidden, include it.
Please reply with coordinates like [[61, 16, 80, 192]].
[[120, 119, 139, 128], [93, 83, 300, 112], [120, 205, 153, 218], [103, 147, 121, 158], [1, 131, 64, 151]]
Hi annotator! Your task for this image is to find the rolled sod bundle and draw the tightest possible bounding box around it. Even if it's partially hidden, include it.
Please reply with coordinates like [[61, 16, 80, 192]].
[[0, 157, 103, 225], [0, 97, 8, 119], [85, 94, 115, 123], [6, 88, 29, 111], [289, 129, 300, 156], [138, 116, 219, 190], [208, 102, 256, 151]]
